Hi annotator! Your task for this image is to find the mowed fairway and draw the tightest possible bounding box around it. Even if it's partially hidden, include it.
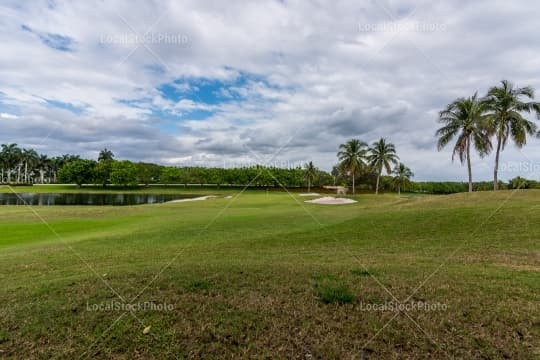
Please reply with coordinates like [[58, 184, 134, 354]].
[[0, 188, 539, 359]]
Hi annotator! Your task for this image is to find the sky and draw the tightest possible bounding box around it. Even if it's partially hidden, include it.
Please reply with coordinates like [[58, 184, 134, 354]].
[[1, 0, 540, 181]]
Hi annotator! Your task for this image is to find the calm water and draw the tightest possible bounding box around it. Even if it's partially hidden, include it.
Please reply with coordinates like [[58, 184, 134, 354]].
[[0, 193, 197, 206]]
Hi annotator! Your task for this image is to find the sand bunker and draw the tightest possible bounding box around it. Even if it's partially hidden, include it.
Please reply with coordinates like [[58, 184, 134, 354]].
[[168, 195, 217, 203], [304, 196, 357, 205], [299, 193, 320, 196]]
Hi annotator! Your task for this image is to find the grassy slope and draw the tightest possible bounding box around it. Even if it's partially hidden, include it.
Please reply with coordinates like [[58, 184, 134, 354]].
[[0, 189, 539, 359]]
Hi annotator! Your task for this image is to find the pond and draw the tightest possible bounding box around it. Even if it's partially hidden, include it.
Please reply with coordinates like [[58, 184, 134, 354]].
[[0, 193, 198, 206]]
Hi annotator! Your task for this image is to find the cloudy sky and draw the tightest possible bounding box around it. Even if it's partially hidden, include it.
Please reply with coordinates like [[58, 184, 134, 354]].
[[1, 0, 540, 181]]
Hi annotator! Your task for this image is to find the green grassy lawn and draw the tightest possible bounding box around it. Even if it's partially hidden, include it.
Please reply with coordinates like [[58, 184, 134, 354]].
[[0, 188, 539, 359]]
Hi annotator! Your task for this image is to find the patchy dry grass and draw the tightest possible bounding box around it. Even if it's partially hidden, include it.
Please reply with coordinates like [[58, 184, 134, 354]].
[[0, 189, 539, 358]]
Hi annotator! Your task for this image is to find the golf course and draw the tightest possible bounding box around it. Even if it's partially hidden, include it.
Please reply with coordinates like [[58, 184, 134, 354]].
[[0, 185, 538, 359]]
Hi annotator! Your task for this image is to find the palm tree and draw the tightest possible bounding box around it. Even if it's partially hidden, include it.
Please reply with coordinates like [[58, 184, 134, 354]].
[[368, 138, 399, 194], [337, 139, 368, 194], [392, 163, 414, 195], [1, 143, 21, 183], [304, 161, 318, 192], [0, 150, 5, 183], [22, 148, 38, 183], [485, 80, 540, 190], [436, 93, 492, 192], [98, 148, 115, 162], [37, 154, 50, 184]]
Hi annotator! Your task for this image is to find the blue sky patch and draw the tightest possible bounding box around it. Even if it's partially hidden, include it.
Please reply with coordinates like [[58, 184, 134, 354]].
[[21, 24, 75, 52], [45, 99, 85, 114]]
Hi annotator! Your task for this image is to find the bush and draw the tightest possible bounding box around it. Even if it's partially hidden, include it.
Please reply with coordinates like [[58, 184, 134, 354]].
[[184, 279, 213, 292], [314, 278, 355, 304]]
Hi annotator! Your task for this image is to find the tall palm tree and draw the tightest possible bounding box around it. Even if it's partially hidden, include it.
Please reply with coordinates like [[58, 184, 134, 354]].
[[436, 93, 492, 192], [392, 163, 414, 195], [304, 161, 318, 192], [485, 80, 540, 190], [368, 138, 399, 194], [337, 139, 368, 194]]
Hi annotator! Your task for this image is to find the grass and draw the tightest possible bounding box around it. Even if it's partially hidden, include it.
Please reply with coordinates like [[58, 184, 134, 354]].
[[0, 188, 539, 358]]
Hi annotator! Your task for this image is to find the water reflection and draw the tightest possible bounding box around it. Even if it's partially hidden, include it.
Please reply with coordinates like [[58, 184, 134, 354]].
[[0, 193, 196, 206]]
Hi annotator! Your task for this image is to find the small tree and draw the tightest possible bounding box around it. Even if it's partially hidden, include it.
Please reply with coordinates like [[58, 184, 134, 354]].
[[392, 163, 414, 195], [58, 160, 95, 187], [509, 176, 528, 190], [304, 161, 318, 192]]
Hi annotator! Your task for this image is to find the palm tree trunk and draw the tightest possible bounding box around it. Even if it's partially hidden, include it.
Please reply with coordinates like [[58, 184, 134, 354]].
[[493, 135, 502, 191], [25, 162, 28, 183], [398, 184, 401, 195], [307, 179, 311, 192], [467, 137, 472, 193], [375, 170, 381, 195], [352, 173, 355, 194]]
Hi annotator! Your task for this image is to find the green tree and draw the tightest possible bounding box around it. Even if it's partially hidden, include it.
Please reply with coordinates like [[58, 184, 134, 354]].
[[485, 80, 540, 190], [136, 162, 161, 186], [94, 160, 113, 187], [368, 138, 399, 194], [110, 160, 138, 187], [509, 176, 528, 190], [337, 139, 368, 194], [58, 159, 95, 187], [392, 163, 414, 195], [436, 93, 492, 192]]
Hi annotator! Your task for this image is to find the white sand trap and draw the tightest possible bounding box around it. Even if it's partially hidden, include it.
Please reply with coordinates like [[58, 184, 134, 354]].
[[299, 193, 320, 196], [168, 195, 217, 203], [224, 195, 233, 199], [304, 196, 357, 205]]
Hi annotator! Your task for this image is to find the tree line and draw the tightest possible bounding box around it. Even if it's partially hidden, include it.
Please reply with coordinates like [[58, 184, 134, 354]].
[[0, 143, 79, 184], [0, 144, 534, 193], [0, 146, 335, 188]]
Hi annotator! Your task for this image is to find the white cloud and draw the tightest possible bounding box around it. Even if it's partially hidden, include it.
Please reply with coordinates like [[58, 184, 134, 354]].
[[0, 113, 18, 119]]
